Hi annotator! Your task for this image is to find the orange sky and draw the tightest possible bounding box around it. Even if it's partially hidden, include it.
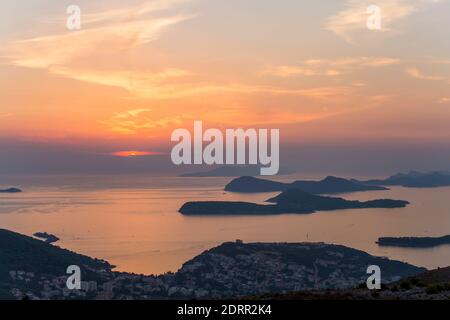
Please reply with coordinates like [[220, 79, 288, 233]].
[[1, 0, 450, 170]]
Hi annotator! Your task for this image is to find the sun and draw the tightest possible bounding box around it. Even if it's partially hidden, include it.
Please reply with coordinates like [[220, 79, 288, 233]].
[[110, 151, 163, 157]]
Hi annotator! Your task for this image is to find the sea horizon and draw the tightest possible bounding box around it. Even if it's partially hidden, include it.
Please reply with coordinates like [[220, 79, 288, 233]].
[[1, 173, 449, 275]]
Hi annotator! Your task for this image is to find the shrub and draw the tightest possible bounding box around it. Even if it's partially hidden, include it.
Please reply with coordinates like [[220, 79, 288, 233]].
[[400, 281, 411, 290]]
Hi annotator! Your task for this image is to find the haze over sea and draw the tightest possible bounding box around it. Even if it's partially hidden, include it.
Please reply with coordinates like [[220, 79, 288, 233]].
[[1, 173, 449, 275]]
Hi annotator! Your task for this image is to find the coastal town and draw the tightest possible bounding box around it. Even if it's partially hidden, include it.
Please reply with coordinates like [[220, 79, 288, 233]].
[[6, 236, 448, 301]]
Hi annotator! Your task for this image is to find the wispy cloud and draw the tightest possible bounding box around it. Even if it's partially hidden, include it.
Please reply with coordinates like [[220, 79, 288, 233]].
[[263, 57, 399, 78], [438, 97, 450, 103], [80, 0, 193, 25], [431, 59, 450, 65], [48, 66, 192, 97], [325, 0, 444, 42], [2, 1, 354, 101], [5, 16, 192, 69], [1, 1, 195, 96], [406, 67, 446, 81], [101, 108, 188, 134]]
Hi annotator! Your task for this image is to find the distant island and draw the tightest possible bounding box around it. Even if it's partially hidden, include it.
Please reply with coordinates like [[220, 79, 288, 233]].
[[179, 188, 408, 215], [354, 171, 450, 188], [377, 235, 450, 248], [224, 176, 387, 194], [180, 165, 294, 177], [1, 229, 427, 300], [33, 232, 60, 244], [0, 187, 22, 193]]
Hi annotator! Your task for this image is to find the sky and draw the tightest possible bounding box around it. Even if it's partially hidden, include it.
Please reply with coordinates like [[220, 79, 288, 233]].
[[1, 0, 450, 175]]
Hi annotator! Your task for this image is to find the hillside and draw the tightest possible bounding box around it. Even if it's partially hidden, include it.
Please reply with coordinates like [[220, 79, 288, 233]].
[[247, 267, 450, 300], [4, 230, 447, 300], [0, 229, 113, 299], [170, 241, 425, 298]]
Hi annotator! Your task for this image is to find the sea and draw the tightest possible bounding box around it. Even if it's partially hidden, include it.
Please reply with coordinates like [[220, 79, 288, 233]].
[[1, 173, 449, 275]]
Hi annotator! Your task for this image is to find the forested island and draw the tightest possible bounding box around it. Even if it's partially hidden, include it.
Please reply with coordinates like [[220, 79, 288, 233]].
[[354, 171, 450, 188], [377, 235, 450, 248], [179, 188, 408, 215], [224, 176, 387, 194]]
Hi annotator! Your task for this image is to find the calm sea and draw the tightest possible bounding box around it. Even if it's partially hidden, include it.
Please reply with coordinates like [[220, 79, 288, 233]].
[[1, 174, 449, 274]]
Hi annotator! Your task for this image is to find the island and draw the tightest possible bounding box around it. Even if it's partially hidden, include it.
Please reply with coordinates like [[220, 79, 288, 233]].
[[376, 235, 450, 248], [179, 188, 409, 215], [33, 232, 60, 244], [1, 229, 428, 300], [224, 176, 387, 194], [354, 171, 450, 188], [0, 187, 22, 193]]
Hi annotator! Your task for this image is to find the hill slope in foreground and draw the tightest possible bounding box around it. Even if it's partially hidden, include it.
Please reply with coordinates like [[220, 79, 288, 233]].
[[0, 229, 112, 299], [249, 266, 450, 300], [2, 229, 449, 300]]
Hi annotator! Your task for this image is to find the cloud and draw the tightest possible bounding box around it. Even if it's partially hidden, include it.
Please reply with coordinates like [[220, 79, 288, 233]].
[[438, 97, 450, 103], [2, 1, 353, 101], [48, 60, 351, 99], [1, 1, 195, 96], [406, 67, 446, 81], [101, 108, 188, 134], [6, 15, 191, 69], [325, 0, 444, 42], [262, 65, 340, 77], [263, 57, 399, 78], [80, 0, 193, 25], [431, 59, 450, 65], [48, 66, 192, 96]]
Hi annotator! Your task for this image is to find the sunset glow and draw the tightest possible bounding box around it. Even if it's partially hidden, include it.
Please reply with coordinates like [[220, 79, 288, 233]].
[[111, 151, 164, 157], [1, 0, 450, 306], [1, 0, 449, 174]]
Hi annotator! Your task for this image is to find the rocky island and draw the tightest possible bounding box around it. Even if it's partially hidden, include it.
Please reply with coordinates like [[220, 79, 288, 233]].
[[0, 187, 22, 193], [33, 232, 60, 244], [179, 189, 409, 215], [377, 235, 450, 248], [225, 176, 387, 194], [354, 171, 450, 188]]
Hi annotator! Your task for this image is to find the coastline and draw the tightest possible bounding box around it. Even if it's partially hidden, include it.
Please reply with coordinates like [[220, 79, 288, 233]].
[[1, 228, 433, 300]]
